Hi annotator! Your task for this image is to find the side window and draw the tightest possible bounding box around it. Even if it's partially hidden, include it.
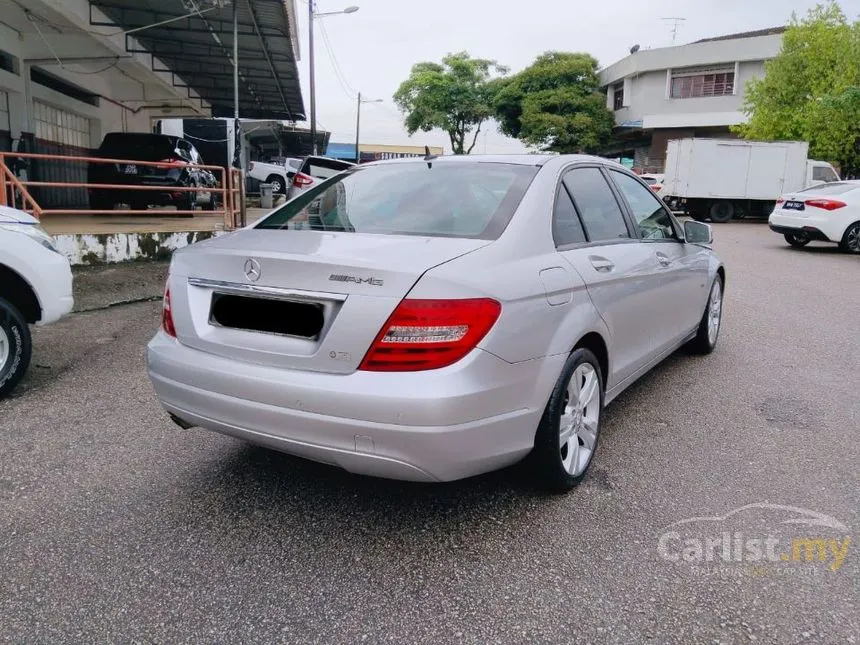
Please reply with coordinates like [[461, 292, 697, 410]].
[[562, 168, 630, 242], [812, 166, 838, 183], [609, 170, 676, 240], [552, 185, 586, 246]]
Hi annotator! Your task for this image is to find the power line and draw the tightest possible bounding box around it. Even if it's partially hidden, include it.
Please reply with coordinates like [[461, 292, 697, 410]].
[[318, 19, 357, 100]]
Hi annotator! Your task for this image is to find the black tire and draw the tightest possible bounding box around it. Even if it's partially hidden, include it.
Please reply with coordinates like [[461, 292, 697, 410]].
[[784, 233, 810, 248], [687, 275, 724, 355], [202, 192, 218, 211], [0, 297, 32, 400], [177, 185, 197, 217], [838, 221, 860, 254], [530, 348, 604, 493], [709, 201, 735, 223], [266, 174, 286, 195], [89, 193, 114, 212]]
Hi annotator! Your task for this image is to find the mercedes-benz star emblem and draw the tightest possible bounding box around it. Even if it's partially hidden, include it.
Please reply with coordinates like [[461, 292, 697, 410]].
[[243, 258, 261, 282]]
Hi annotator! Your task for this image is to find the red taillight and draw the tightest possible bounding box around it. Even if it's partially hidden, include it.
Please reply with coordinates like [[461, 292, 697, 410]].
[[162, 286, 177, 338], [776, 198, 785, 204], [293, 172, 313, 188], [804, 199, 846, 211], [358, 298, 501, 372]]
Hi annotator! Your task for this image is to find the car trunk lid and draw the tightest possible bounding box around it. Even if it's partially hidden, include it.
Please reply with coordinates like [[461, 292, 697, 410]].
[[168, 229, 490, 373]]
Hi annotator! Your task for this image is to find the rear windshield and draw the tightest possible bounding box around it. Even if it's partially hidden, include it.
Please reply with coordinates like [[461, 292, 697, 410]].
[[799, 182, 859, 195], [99, 134, 176, 160], [257, 161, 538, 239]]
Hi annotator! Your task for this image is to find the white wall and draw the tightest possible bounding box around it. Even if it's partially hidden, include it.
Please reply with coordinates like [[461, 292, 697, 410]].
[[609, 60, 767, 128]]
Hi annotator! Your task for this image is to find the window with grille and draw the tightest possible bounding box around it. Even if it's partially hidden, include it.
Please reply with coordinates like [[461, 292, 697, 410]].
[[33, 101, 91, 148], [670, 69, 735, 98], [613, 84, 624, 111], [0, 90, 9, 132]]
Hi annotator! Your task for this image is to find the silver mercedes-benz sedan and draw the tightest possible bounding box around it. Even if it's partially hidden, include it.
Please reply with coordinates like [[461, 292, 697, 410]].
[[147, 154, 724, 491]]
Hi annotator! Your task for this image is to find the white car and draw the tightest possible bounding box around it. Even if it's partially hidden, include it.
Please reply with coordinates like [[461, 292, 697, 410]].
[[768, 181, 860, 253], [247, 157, 303, 195], [287, 156, 356, 199], [640, 173, 664, 192], [0, 205, 74, 398]]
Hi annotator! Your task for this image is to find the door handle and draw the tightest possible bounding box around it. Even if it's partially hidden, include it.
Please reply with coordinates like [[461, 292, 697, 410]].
[[656, 252, 672, 267], [589, 256, 615, 272]]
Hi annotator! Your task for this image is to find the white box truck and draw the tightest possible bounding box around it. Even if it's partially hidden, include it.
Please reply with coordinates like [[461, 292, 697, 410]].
[[660, 139, 840, 222]]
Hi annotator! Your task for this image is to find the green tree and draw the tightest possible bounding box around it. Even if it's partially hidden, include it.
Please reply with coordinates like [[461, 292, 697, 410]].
[[393, 52, 507, 154], [493, 52, 615, 154], [735, 2, 860, 177]]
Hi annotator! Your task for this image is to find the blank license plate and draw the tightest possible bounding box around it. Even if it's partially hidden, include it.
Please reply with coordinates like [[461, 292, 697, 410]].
[[783, 200, 804, 211]]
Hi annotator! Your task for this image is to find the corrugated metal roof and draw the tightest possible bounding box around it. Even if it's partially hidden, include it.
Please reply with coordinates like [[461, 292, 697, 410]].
[[90, 0, 304, 121]]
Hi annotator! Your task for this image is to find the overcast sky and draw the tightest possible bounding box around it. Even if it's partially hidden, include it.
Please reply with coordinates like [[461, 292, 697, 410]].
[[296, 0, 860, 153]]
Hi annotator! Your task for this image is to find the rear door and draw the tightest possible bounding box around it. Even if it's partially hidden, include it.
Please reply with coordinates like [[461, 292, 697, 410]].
[[607, 169, 708, 346], [555, 166, 664, 386]]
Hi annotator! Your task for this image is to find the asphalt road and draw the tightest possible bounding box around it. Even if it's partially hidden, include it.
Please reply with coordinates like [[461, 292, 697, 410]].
[[1, 223, 858, 644]]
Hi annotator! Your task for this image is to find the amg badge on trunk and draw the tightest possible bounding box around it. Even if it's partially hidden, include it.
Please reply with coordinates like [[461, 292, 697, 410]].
[[329, 274, 384, 286]]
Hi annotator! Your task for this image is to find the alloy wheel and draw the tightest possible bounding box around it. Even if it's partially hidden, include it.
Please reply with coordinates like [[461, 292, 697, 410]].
[[708, 279, 723, 345], [845, 224, 860, 253], [0, 326, 9, 373], [559, 363, 600, 476]]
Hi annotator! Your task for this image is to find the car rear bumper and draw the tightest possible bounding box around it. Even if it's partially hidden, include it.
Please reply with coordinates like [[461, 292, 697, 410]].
[[768, 211, 842, 242], [147, 332, 560, 482]]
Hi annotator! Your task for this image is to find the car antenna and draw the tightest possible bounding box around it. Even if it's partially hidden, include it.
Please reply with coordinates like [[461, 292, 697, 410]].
[[424, 145, 438, 168]]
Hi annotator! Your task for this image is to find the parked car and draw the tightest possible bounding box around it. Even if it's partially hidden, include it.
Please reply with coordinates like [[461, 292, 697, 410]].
[[287, 156, 355, 199], [147, 154, 724, 492], [87, 133, 219, 214], [768, 180, 860, 253], [247, 157, 302, 195], [640, 173, 664, 192], [0, 205, 73, 399]]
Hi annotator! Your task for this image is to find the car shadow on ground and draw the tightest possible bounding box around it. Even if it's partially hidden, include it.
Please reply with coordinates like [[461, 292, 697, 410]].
[[165, 355, 689, 536]]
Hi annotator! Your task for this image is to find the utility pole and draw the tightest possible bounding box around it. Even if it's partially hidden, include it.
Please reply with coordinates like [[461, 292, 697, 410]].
[[309, 0, 317, 155], [232, 0, 240, 167], [355, 91, 361, 164], [354, 93, 381, 165]]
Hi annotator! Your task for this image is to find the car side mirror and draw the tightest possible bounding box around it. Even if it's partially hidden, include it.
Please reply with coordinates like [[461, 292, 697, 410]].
[[684, 220, 713, 244]]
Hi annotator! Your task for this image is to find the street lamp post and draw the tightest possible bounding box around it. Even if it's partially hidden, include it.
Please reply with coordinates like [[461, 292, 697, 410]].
[[355, 92, 382, 164], [308, 3, 359, 156]]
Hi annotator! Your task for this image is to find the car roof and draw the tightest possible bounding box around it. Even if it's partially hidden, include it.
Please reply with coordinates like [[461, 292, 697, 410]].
[[364, 153, 620, 168]]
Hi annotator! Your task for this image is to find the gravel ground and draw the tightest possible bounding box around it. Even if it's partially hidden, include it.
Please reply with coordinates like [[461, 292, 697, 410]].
[[0, 223, 858, 644]]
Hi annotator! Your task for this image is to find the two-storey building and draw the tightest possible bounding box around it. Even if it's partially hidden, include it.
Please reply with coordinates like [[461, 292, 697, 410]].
[[599, 27, 785, 172]]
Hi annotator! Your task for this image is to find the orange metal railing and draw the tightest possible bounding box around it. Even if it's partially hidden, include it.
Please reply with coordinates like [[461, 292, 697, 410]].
[[0, 151, 245, 229]]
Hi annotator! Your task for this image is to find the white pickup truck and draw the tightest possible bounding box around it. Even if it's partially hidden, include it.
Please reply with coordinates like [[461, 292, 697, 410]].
[[0, 206, 73, 398], [247, 157, 302, 195]]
